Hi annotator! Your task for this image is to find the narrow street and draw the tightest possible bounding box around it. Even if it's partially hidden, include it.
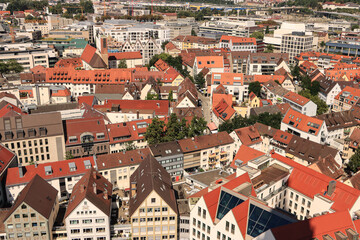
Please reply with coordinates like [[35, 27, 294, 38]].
[[198, 91, 211, 124]]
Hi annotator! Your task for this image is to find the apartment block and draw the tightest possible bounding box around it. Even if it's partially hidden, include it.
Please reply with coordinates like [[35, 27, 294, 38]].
[[3, 175, 59, 240], [64, 117, 109, 158], [0, 112, 65, 165], [280, 32, 313, 64], [281, 108, 327, 144], [219, 36, 257, 52], [178, 132, 234, 170], [172, 35, 219, 50], [0, 144, 17, 207], [96, 148, 151, 191], [0, 43, 58, 71], [5, 156, 95, 203], [130, 155, 178, 240], [210, 72, 248, 103], [333, 86, 360, 112], [65, 168, 112, 240], [283, 91, 317, 116], [149, 141, 184, 180]]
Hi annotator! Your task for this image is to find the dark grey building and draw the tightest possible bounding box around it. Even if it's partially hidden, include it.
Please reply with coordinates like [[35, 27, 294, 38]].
[[149, 141, 184, 181]]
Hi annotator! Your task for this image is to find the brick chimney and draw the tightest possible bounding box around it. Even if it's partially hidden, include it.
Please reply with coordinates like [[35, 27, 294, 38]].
[[93, 182, 97, 194], [80, 184, 85, 193], [103, 189, 108, 200]]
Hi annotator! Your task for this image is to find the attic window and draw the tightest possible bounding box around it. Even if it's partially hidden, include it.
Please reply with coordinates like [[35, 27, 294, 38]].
[[96, 133, 105, 139], [69, 136, 77, 143], [45, 166, 52, 175], [69, 162, 77, 172]]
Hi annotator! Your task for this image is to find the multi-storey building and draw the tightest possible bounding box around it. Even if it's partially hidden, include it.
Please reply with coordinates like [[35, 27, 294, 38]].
[[230, 125, 263, 152], [3, 175, 59, 240], [325, 39, 360, 57], [178, 132, 234, 170], [64, 117, 109, 158], [0, 112, 65, 165], [189, 173, 295, 240], [0, 144, 16, 207], [171, 35, 218, 50], [107, 119, 153, 153], [219, 36, 257, 52], [248, 52, 289, 75], [96, 148, 151, 190], [210, 72, 248, 103], [280, 32, 313, 64], [5, 156, 95, 203], [199, 20, 256, 38], [129, 155, 178, 240], [149, 141, 184, 181], [283, 91, 317, 116], [65, 168, 112, 240], [333, 86, 360, 112], [0, 43, 58, 71], [281, 108, 328, 144]]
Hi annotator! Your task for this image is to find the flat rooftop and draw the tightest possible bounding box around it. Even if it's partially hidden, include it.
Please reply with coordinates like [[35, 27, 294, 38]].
[[186, 169, 231, 187], [252, 164, 289, 190]]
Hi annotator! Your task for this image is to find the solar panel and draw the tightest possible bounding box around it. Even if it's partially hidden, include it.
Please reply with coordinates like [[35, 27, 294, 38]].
[[216, 191, 244, 220], [247, 204, 292, 237]]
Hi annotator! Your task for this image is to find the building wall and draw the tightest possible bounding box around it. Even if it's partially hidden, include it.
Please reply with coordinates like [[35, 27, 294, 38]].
[[5, 198, 59, 240], [130, 190, 178, 240], [66, 141, 109, 158], [65, 199, 111, 240], [3, 135, 65, 166], [99, 164, 139, 190]]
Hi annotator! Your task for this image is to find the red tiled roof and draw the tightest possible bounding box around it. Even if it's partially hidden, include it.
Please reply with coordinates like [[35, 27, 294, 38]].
[[272, 152, 360, 213], [106, 118, 154, 144], [282, 108, 324, 136], [0, 101, 23, 118], [78, 95, 95, 106], [65, 168, 112, 218], [65, 117, 109, 145], [234, 126, 262, 146], [154, 59, 170, 72], [230, 145, 265, 169], [196, 56, 224, 69], [334, 86, 360, 105], [273, 129, 293, 145], [51, 88, 71, 97], [203, 187, 221, 222], [81, 44, 97, 64], [97, 148, 150, 170], [6, 156, 95, 186], [0, 144, 15, 176], [108, 51, 142, 60], [211, 72, 244, 86], [232, 199, 250, 240], [253, 75, 286, 84], [30, 65, 46, 74], [178, 132, 234, 153], [165, 42, 179, 51], [213, 98, 235, 121], [54, 57, 83, 68], [220, 35, 257, 45], [94, 100, 169, 116]]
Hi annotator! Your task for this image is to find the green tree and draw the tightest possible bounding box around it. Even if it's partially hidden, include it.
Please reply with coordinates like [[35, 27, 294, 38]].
[[264, 44, 274, 53], [125, 141, 136, 151], [168, 90, 174, 102], [320, 41, 326, 48], [188, 117, 207, 137], [80, 0, 94, 13], [194, 72, 205, 88], [352, 24, 359, 31], [248, 81, 262, 97], [265, 26, 270, 34], [347, 148, 360, 173], [146, 92, 158, 100], [0, 60, 23, 74], [191, 29, 197, 36], [118, 59, 127, 69], [65, 151, 74, 160], [161, 40, 170, 50], [164, 113, 189, 142], [250, 31, 264, 40], [144, 118, 165, 145], [291, 65, 301, 78], [299, 89, 328, 115]]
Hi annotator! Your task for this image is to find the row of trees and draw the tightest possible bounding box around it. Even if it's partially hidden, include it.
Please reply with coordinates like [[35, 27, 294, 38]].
[[113, 14, 164, 22], [50, 0, 94, 16], [144, 114, 207, 144], [7, 0, 48, 13], [219, 112, 283, 133]]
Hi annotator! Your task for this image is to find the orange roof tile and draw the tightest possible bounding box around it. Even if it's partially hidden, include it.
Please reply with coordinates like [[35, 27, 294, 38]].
[[220, 35, 257, 45], [211, 72, 244, 86], [282, 108, 324, 135], [283, 91, 310, 106], [253, 75, 286, 84], [196, 56, 224, 69], [230, 145, 265, 169], [234, 126, 262, 146], [108, 51, 142, 60]]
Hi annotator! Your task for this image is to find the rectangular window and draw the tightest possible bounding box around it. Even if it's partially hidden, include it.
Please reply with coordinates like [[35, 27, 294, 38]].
[[226, 221, 229, 231]]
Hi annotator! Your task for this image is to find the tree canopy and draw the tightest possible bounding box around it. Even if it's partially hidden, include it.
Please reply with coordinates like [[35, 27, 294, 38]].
[[0, 60, 24, 74], [299, 89, 328, 115], [194, 72, 205, 89], [118, 59, 127, 69], [347, 148, 360, 174], [7, 0, 48, 13], [218, 112, 283, 133], [248, 81, 262, 97], [148, 53, 191, 79], [145, 114, 207, 144]]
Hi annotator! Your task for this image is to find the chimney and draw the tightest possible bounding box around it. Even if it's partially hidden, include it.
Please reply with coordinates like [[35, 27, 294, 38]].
[[93, 182, 97, 194], [327, 180, 336, 196], [131, 182, 136, 197], [346, 228, 359, 240], [34, 162, 38, 168], [18, 164, 24, 178], [103, 189, 108, 199], [92, 170, 97, 179], [137, 110, 140, 119], [80, 184, 85, 193]]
